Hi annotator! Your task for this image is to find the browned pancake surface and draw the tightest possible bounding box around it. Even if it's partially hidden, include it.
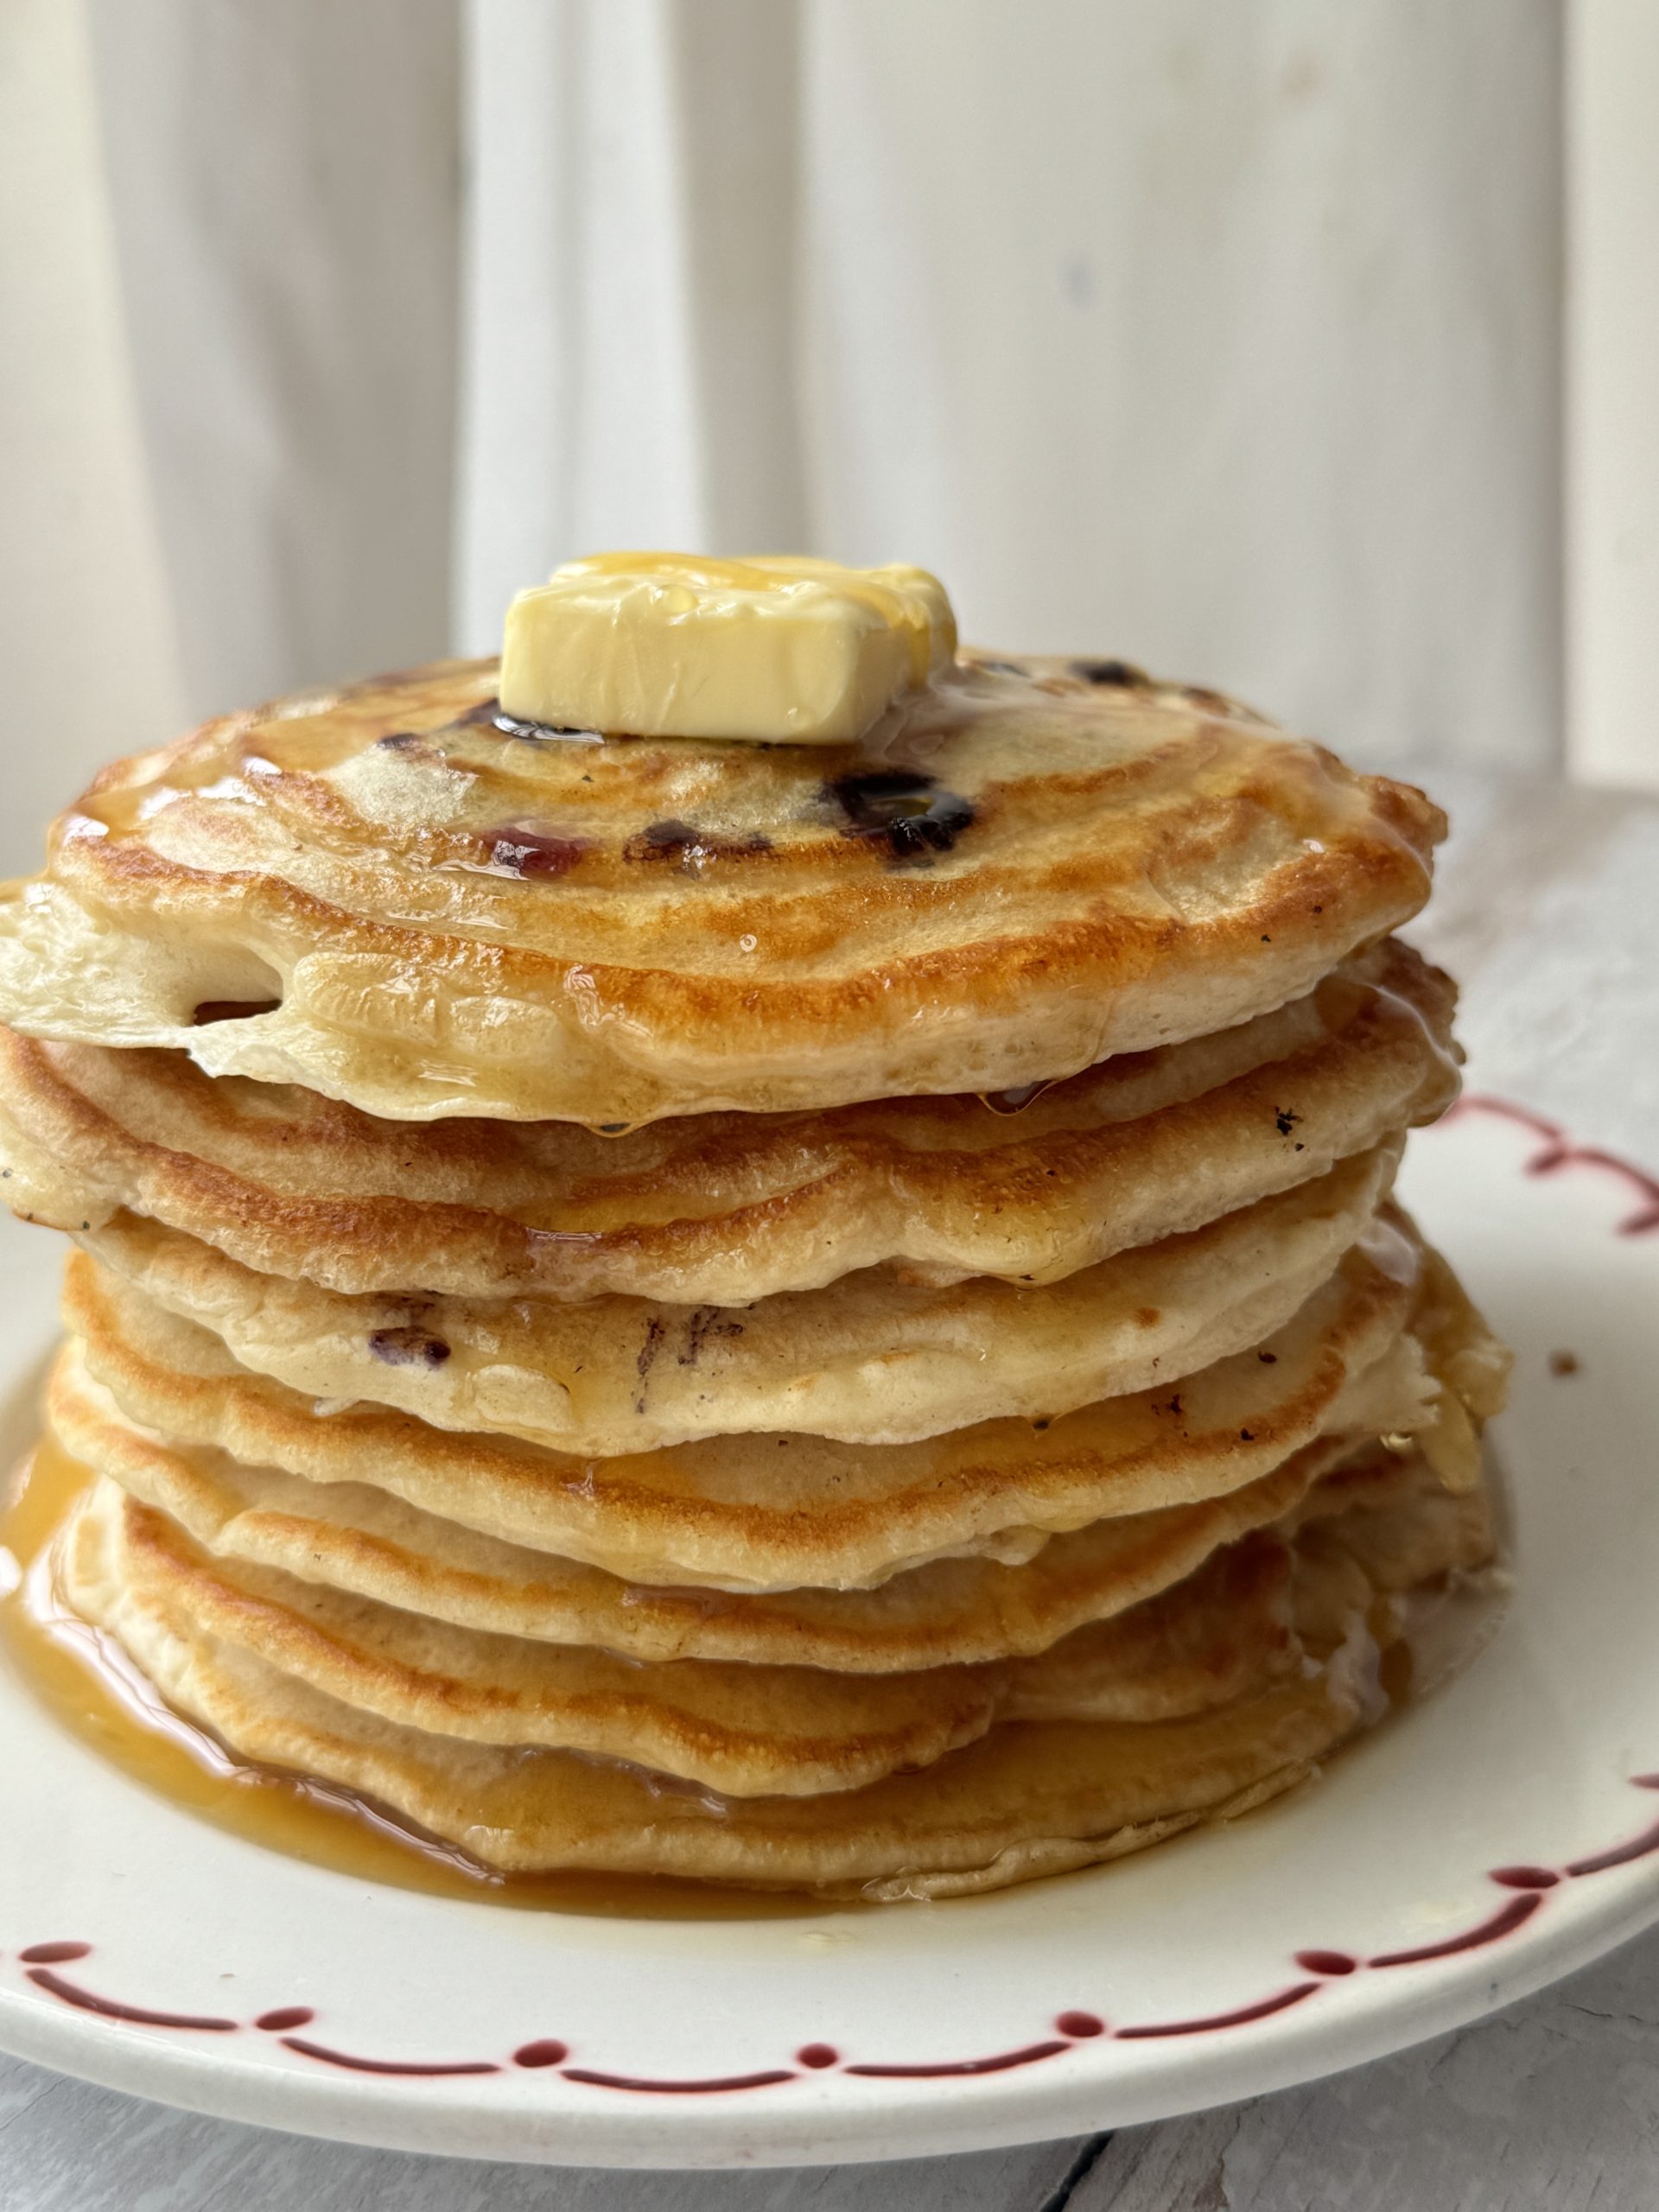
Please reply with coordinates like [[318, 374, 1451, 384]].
[[0, 656, 1442, 1122], [0, 939, 1455, 1299], [64, 1206, 1434, 1586]]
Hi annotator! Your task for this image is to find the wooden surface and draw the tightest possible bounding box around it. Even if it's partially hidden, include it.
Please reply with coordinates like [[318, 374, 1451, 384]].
[[4, 771, 1658, 2210]]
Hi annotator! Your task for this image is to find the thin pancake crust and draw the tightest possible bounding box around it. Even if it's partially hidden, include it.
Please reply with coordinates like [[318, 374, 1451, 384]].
[[0, 657, 1443, 1123], [56, 1468, 1493, 1896], [63, 1226, 1469, 1592], [0, 939, 1457, 1300], [70, 1143, 1401, 1455]]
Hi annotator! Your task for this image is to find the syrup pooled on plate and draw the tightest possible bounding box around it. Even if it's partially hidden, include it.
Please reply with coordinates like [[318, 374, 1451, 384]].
[[0, 1427, 1511, 1913], [0, 1435, 850, 1923]]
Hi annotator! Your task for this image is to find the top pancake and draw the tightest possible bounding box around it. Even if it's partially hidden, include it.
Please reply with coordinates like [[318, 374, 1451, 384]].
[[0, 655, 1442, 1125]]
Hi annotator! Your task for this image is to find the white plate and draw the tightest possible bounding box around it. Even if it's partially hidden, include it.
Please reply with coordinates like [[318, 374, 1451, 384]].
[[1, 1094, 1656, 2170]]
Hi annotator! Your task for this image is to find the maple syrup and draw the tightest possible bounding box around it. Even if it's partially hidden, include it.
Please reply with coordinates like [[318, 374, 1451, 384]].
[[0, 1435, 848, 1923], [0, 1428, 1509, 1921]]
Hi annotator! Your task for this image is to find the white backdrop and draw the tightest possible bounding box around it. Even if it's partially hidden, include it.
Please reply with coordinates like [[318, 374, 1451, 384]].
[[0, 0, 1580, 877]]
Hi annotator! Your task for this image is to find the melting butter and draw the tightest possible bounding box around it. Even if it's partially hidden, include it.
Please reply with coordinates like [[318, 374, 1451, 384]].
[[499, 552, 957, 744]]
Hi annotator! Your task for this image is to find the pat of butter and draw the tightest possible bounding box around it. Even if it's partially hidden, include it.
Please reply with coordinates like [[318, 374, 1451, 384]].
[[499, 553, 957, 744]]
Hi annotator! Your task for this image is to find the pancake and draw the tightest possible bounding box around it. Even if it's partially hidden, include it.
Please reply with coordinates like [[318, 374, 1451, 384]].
[[56, 1467, 1491, 1896], [57, 1229, 1504, 1662], [64, 1212, 1458, 1590], [46, 1342, 1352, 1669], [1289, 1447, 1502, 1588], [61, 1478, 1302, 1795], [70, 1141, 1401, 1456], [0, 656, 1443, 1125], [0, 938, 1457, 1302], [0, 575, 1510, 1909]]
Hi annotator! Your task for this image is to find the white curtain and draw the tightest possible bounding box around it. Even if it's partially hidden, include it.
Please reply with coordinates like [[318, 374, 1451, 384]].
[[456, 0, 809, 640], [0, 0, 1573, 877], [0, 0, 458, 874]]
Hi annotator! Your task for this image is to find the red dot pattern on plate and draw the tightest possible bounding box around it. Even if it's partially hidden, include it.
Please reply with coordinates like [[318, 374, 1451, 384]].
[[14, 1738, 1659, 2083], [1444, 1096, 1659, 1234], [279, 2036, 499, 2078], [22, 1967, 238, 2032], [513, 2039, 569, 2069]]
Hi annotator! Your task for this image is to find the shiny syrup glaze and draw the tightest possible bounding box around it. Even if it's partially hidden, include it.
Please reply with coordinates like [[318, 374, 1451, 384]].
[[63, 653, 1290, 878], [0, 1438, 854, 1925]]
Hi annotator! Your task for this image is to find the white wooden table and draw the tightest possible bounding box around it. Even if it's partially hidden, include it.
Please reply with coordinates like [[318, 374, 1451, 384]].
[[5, 771, 1658, 2210]]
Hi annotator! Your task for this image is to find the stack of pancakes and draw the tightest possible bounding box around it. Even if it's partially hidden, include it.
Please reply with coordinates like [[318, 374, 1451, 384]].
[[0, 652, 1509, 1898]]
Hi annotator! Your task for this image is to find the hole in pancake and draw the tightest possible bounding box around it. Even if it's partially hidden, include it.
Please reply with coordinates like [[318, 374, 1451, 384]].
[[190, 955, 284, 1027], [192, 999, 282, 1026]]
